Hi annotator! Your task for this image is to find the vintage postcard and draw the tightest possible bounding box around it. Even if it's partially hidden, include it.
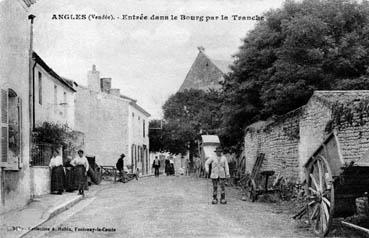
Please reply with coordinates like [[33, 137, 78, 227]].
[[1, 0, 369, 237]]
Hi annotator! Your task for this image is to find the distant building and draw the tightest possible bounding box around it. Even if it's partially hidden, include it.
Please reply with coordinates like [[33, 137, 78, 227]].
[[179, 47, 231, 92], [0, 0, 36, 213], [75, 65, 150, 174]]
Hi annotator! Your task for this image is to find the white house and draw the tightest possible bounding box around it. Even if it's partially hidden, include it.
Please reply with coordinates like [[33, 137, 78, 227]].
[[32, 52, 76, 129], [0, 0, 35, 213], [75, 65, 150, 174], [128, 101, 150, 175], [29, 52, 79, 196]]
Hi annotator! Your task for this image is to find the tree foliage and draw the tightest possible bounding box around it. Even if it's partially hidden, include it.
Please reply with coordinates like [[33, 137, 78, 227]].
[[221, 0, 369, 150], [149, 89, 223, 155], [33, 122, 73, 149]]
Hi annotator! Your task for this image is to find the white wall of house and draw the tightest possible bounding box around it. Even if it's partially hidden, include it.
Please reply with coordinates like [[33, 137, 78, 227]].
[[34, 65, 75, 129], [75, 86, 130, 166], [0, 0, 34, 213], [75, 65, 150, 173], [30, 166, 50, 196], [128, 104, 150, 174]]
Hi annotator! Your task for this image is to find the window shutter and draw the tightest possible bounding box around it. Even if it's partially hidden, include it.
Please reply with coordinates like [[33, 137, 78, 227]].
[[1, 89, 8, 167]]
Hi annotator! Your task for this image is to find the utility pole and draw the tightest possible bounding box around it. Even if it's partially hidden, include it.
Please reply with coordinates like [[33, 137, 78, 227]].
[[28, 14, 35, 198]]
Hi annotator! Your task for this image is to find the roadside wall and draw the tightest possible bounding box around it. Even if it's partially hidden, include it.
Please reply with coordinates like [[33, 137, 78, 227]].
[[244, 109, 301, 182], [30, 167, 50, 196], [299, 93, 369, 180], [298, 96, 332, 180]]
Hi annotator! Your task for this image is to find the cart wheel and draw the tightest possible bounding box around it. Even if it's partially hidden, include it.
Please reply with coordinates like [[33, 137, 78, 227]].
[[307, 155, 334, 237], [249, 179, 257, 202]]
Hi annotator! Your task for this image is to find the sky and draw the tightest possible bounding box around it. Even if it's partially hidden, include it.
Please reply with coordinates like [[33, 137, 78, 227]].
[[30, 0, 285, 118]]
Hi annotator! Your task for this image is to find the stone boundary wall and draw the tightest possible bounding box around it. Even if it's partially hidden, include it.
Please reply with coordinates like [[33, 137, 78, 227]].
[[246, 91, 369, 183], [244, 108, 302, 183], [299, 94, 369, 180]]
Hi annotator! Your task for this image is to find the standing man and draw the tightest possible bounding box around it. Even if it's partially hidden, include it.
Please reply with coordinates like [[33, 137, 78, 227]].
[[205, 146, 230, 204], [152, 156, 160, 177], [116, 154, 125, 183]]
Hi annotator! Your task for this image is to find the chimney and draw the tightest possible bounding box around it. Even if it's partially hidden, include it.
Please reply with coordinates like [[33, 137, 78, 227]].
[[100, 78, 112, 93], [109, 88, 120, 96], [87, 64, 100, 92]]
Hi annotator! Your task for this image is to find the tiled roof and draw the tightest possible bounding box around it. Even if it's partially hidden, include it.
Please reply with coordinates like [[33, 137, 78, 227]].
[[129, 101, 151, 117], [179, 50, 232, 92], [212, 59, 232, 74]]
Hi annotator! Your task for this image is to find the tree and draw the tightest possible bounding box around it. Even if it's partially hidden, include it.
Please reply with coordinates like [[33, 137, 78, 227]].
[[221, 0, 369, 150], [149, 89, 223, 155]]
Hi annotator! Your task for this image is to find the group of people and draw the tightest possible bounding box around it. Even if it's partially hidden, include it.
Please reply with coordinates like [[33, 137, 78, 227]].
[[151, 156, 175, 177], [151, 147, 229, 204], [49, 149, 90, 196]]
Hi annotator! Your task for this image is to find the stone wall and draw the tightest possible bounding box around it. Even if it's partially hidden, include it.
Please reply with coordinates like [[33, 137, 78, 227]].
[[246, 91, 369, 183], [244, 110, 301, 182], [299, 92, 369, 180], [298, 96, 332, 180]]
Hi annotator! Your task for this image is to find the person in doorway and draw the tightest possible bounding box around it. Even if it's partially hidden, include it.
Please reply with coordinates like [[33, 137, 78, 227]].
[[205, 146, 230, 204], [136, 161, 142, 180], [49, 149, 65, 195], [116, 154, 126, 183], [152, 156, 160, 177], [71, 150, 89, 196]]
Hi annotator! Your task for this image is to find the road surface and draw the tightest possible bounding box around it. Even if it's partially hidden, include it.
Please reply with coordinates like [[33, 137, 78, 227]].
[[25, 176, 313, 238]]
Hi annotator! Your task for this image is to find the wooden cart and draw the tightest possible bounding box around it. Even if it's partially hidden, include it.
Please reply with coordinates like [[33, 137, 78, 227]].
[[238, 153, 280, 202], [304, 133, 369, 237]]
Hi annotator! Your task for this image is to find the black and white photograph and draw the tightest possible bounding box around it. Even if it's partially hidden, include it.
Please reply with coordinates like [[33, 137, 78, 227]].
[[2, 0, 369, 237]]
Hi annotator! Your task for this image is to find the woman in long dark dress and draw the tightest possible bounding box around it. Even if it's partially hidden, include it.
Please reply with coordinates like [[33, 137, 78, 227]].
[[49, 149, 65, 195], [165, 158, 170, 176], [71, 150, 89, 196], [64, 157, 76, 192]]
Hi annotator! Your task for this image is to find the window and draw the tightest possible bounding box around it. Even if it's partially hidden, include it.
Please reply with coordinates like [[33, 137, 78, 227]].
[[1, 89, 8, 166], [143, 120, 145, 138], [63, 92, 67, 117], [1, 88, 22, 170], [38, 72, 42, 105], [54, 85, 57, 105], [132, 112, 134, 118]]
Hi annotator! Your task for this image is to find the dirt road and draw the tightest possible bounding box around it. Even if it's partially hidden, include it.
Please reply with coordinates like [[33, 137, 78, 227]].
[[25, 176, 314, 238]]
